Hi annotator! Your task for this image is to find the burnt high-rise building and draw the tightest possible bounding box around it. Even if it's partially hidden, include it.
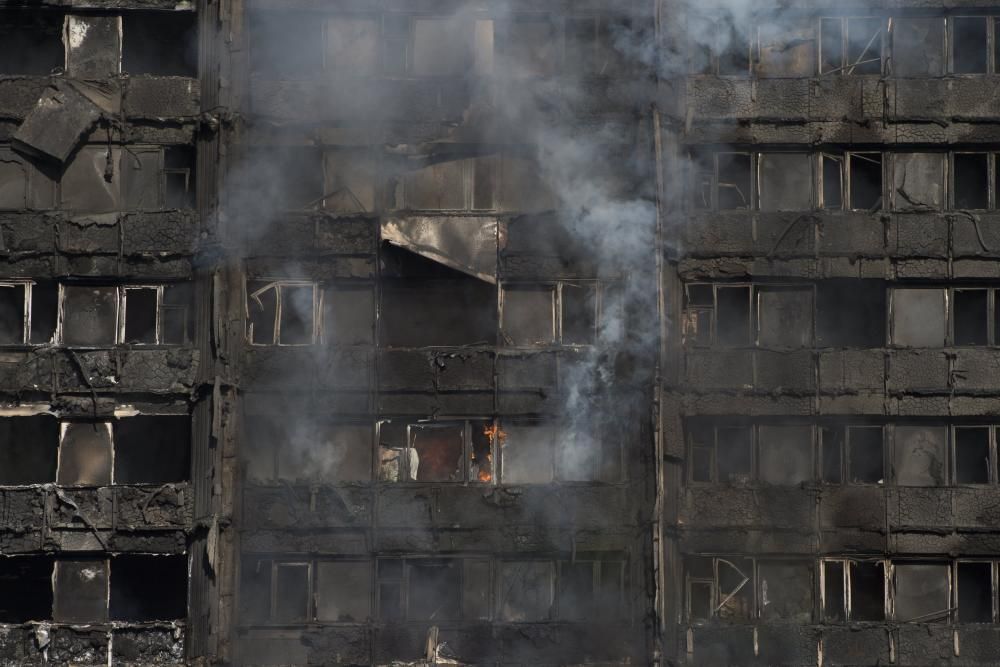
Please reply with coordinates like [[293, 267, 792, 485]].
[[1, 1, 999, 666]]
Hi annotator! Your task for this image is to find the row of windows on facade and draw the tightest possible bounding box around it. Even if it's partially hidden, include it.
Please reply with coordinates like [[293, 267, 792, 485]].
[[0, 145, 195, 213], [684, 282, 1000, 349], [689, 421, 1000, 487], [251, 12, 634, 79], [244, 418, 622, 486], [0, 415, 189, 487], [694, 15, 1000, 78], [243, 149, 557, 216], [240, 555, 626, 626], [247, 280, 618, 347], [686, 557, 998, 625], [0, 282, 192, 347], [692, 151, 1000, 212], [0, 11, 196, 77], [0, 555, 187, 625]]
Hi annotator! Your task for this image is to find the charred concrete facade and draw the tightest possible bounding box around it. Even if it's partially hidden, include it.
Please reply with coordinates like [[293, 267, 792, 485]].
[[659, 1, 1000, 665]]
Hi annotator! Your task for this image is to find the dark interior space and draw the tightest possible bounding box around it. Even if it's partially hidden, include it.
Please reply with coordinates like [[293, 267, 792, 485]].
[[953, 17, 989, 74], [849, 153, 882, 210], [0, 415, 59, 484], [954, 289, 989, 345], [0, 556, 54, 623], [110, 555, 188, 621], [124, 287, 158, 344], [0, 284, 25, 344], [816, 280, 886, 347], [123, 12, 198, 76], [0, 9, 64, 74], [114, 415, 191, 484], [954, 154, 989, 209]]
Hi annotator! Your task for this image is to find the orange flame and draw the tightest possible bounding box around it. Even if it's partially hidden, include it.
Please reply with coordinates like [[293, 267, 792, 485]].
[[475, 424, 503, 482]]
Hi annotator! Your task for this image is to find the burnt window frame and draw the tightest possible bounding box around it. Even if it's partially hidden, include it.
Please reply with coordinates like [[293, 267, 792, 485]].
[[555, 552, 628, 621], [890, 423, 951, 488], [951, 151, 997, 210], [890, 285, 1000, 348], [0, 281, 35, 345], [755, 152, 816, 211], [889, 17, 946, 78], [500, 280, 613, 347], [398, 154, 499, 212], [246, 280, 320, 346], [686, 17, 752, 77], [684, 555, 756, 624], [954, 560, 998, 623], [821, 558, 889, 623], [376, 418, 496, 485], [948, 16, 998, 75], [0, 144, 58, 211], [690, 151, 754, 211], [244, 557, 374, 625], [686, 421, 816, 486], [682, 282, 817, 348], [951, 425, 999, 486], [498, 419, 622, 486], [819, 16, 887, 76], [376, 556, 493, 622], [755, 558, 816, 623], [243, 417, 375, 484], [890, 560, 953, 623], [819, 424, 887, 486], [57, 283, 192, 348]]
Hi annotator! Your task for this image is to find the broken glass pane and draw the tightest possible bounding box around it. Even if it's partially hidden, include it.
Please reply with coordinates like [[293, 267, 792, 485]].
[[822, 154, 843, 209], [894, 563, 950, 622], [757, 287, 813, 348], [717, 426, 752, 482], [110, 555, 188, 621], [894, 426, 947, 486], [0, 556, 53, 623], [58, 422, 113, 486], [718, 23, 750, 75], [820, 18, 845, 74], [891, 288, 946, 347], [717, 153, 751, 209], [248, 282, 278, 345], [562, 283, 597, 344], [62, 286, 118, 347], [503, 287, 555, 345], [846, 18, 883, 75], [716, 557, 752, 621], [716, 286, 751, 345], [892, 18, 944, 77], [758, 425, 812, 485], [757, 153, 811, 211], [499, 561, 553, 621], [61, 147, 123, 214], [278, 284, 315, 345], [408, 424, 463, 482], [403, 159, 466, 210], [0, 416, 59, 485], [823, 560, 846, 621], [758, 561, 812, 622], [315, 561, 371, 622]]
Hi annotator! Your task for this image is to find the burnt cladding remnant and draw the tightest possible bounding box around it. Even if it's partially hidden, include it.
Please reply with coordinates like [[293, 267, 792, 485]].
[[3, 0, 998, 666]]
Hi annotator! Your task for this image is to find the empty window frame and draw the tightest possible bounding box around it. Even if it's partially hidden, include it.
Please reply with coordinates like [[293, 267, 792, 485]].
[[892, 562, 951, 623], [820, 425, 885, 485], [241, 558, 373, 624], [244, 418, 373, 483], [377, 419, 493, 484], [557, 554, 626, 620], [501, 281, 614, 346], [122, 12, 198, 76], [891, 286, 1000, 347], [0, 556, 54, 623], [817, 152, 885, 211], [820, 17, 886, 75], [399, 156, 497, 211], [110, 554, 188, 621], [685, 556, 754, 623], [0, 281, 57, 345], [687, 423, 753, 484], [951, 17, 994, 74], [892, 18, 945, 77], [0, 416, 59, 485], [59, 284, 192, 347], [682, 283, 815, 347], [952, 426, 996, 485], [757, 560, 813, 623], [756, 153, 813, 211], [822, 559, 887, 622], [688, 17, 751, 75], [499, 560, 555, 621], [247, 281, 318, 346], [500, 421, 622, 484], [691, 152, 752, 210], [0, 10, 64, 74], [379, 558, 490, 621], [956, 561, 995, 623], [952, 152, 1000, 210]]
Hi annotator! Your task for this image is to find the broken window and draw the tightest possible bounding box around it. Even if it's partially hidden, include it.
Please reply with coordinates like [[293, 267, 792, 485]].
[[165, 146, 197, 209], [892, 18, 945, 77], [65, 15, 121, 78], [686, 556, 753, 622], [957, 561, 993, 623], [848, 152, 883, 210], [379, 277, 496, 348], [821, 153, 844, 209], [500, 561, 554, 621], [953, 17, 990, 74], [821, 17, 885, 75], [0, 10, 64, 74], [757, 153, 812, 211], [0, 282, 28, 344], [501, 282, 605, 347], [716, 285, 752, 345], [891, 288, 947, 347], [756, 286, 813, 348], [322, 285, 375, 345], [718, 23, 751, 75], [123, 12, 198, 76], [894, 425, 947, 486], [61, 284, 191, 347], [323, 149, 375, 213], [61, 285, 118, 347], [821, 425, 884, 485], [0, 556, 54, 622], [54, 559, 109, 623], [892, 153, 944, 211], [564, 15, 630, 76], [689, 152, 752, 210], [558, 554, 625, 620], [503, 286, 555, 345], [816, 280, 886, 347], [0, 416, 59, 484], [893, 562, 951, 622], [58, 422, 113, 486], [60, 146, 123, 214], [400, 156, 496, 211], [757, 425, 813, 485], [324, 16, 379, 75], [688, 423, 753, 484], [757, 18, 816, 77], [378, 420, 491, 484], [823, 559, 886, 621], [242, 147, 323, 211], [954, 427, 991, 484], [954, 289, 989, 346], [408, 559, 462, 621], [954, 153, 990, 210], [122, 145, 196, 210], [247, 281, 317, 346], [758, 561, 812, 622], [245, 416, 373, 483], [114, 416, 191, 484], [0, 146, 56, 210], [250, 12, 323, 75], [110, 555, 188, 621], [316, 561, 372, 622], [375, 558, 486, 621], [496, 16, 558, 76], [501, 422, 617, 485]]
